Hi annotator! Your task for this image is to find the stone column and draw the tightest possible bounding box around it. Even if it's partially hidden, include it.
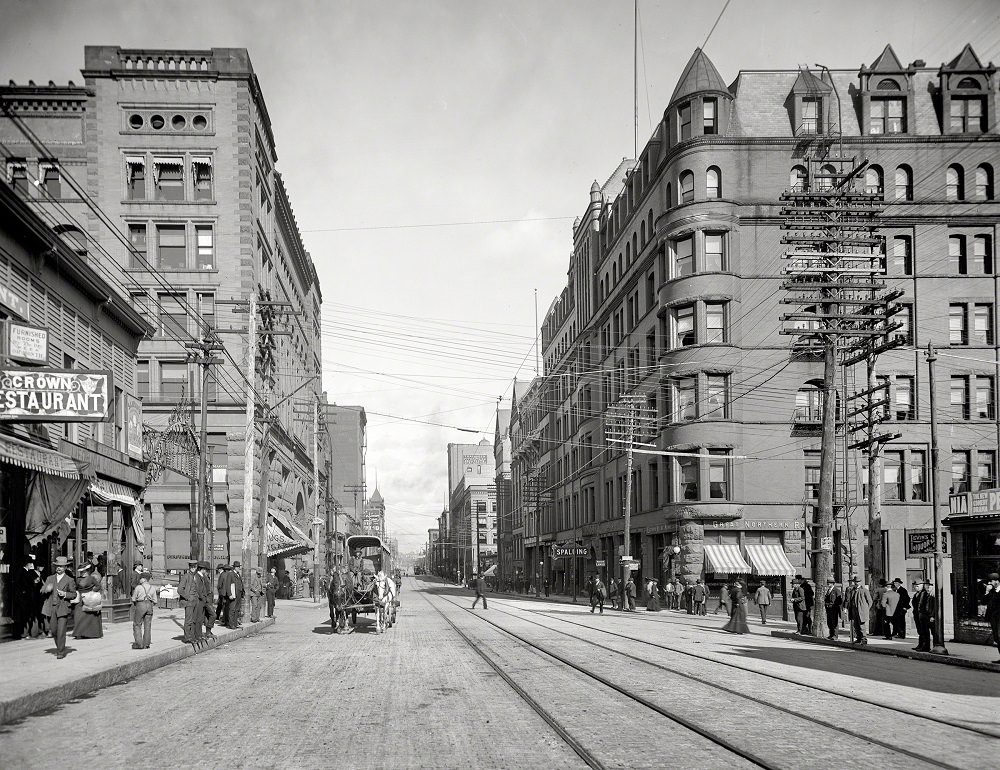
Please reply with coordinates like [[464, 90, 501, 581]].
[[678, 519, 705, 586]]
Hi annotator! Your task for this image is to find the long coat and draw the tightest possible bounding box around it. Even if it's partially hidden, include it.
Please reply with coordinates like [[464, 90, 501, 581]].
[[846, 583, 873, 619], [41, 573, 77, 618]]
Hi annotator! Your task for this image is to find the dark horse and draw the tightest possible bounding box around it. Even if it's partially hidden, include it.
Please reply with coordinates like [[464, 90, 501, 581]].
[[328, 568, 352, 634]]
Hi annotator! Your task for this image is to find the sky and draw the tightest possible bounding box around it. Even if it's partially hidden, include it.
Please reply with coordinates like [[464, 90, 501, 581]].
[[2, 0, 999, 553]]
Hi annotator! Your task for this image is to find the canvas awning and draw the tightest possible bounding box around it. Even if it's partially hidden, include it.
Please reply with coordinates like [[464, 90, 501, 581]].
[[703, 544, 752, 575], [89, 478, 141, 507], [745, 544, 796, 576], [0, 432, 82, 479], [267, 509, 315, 558], [482, 564, 497, 577]]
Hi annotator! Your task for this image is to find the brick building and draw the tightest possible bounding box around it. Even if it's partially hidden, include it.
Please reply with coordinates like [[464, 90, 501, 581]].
[[322, 403, 366, 566], [534, 44, 999, 628]]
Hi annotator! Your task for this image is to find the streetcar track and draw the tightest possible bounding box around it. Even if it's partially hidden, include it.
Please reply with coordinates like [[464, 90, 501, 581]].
[[481, 595, 1000, 741], [418, 586, 774, 770], [435, 594, 972, 770]]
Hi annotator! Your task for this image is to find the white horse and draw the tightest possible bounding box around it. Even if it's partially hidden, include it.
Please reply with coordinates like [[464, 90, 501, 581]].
[[374, 571, 397, 633]]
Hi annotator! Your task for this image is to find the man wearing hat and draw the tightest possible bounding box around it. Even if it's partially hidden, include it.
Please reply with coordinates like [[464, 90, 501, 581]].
[[845, 575, 872, 645], [231, 561, 245, 627], [914, 578, 941, 652], [196, 561, 215, 638], [822, 577, 843, 640], [178, 559, 202, 643], [248, 567, 264, 623], [40, 556, 77, 658], [218, 563, 237, 629], [984, 572, 1000, 663]]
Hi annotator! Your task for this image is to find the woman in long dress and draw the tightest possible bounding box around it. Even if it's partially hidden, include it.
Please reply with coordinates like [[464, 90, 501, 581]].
[[722, 580, 750, 634], [73, 563, 104, 639]]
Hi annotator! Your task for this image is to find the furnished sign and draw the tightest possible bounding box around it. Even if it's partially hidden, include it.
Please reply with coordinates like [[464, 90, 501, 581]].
[[552, 544, 590, 558], [905, 529, 949, 557], [0, 368, 111, 421], [7, 322, 48, 364]]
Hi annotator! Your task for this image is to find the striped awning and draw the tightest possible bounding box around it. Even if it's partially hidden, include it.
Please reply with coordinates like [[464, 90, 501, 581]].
[[745, 544, 796, 576], [0, 432, 81, 479], [89, 478, 141, 507], [704, 544, 751, 575], [267, 510, 315, 558]]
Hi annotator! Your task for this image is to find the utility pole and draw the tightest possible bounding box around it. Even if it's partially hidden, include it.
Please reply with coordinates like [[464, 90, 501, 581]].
[[239, 291, 257, 583], [924, 342, 949, 655], [312, 395, 321, 603], [780, 155, 888, 595]]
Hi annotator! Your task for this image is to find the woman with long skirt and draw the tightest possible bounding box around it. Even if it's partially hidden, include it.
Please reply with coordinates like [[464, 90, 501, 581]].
[[73, 563, 104, 639], [722, 580, 750, 634]]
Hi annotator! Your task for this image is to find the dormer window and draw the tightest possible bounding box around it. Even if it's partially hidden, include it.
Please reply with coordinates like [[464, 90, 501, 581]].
[[870, 97, 904, 134], [950, 96, 985, 133], [801, 98, 820, 134], [679, 102, 692, 141], [703, 99, 717, 135]]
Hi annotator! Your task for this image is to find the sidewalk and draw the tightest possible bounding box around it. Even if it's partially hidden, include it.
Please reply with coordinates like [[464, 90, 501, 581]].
[[461, 581, 1000, 673], [0, 597, 327, 725]]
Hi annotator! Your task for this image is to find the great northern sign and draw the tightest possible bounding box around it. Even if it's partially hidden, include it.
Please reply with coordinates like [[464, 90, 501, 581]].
[[0, 368, 111, 421]]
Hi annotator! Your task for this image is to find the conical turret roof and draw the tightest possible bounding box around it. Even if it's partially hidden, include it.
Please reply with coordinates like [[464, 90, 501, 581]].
[[669, 48, 729, 106]]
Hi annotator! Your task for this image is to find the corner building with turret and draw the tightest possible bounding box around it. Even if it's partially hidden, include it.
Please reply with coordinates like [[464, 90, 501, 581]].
[[535, 45, 999, 633]]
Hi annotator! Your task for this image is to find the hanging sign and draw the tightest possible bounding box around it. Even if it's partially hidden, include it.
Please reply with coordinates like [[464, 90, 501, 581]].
[[905, 529, 948, 558], [7, 322, 48, 364], [124, 394, 143, 459], [552, 543, 589, 558], [0, 368, 111, 421]]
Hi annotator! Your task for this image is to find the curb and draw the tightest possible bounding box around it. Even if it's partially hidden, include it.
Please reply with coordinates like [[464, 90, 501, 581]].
[[0, 617, 275, 726], [769, 630, 1000, 672]]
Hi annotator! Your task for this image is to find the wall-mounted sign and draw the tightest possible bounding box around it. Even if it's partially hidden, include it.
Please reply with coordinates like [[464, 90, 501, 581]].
[[0, 368, 111, 422], [7, 322, 48, 364], [124, 394, 143, 459], [0, 285, 28, 319], [705, 519, 806, 530], [552, 544, 590, 558], [905, 529, 949, 558]]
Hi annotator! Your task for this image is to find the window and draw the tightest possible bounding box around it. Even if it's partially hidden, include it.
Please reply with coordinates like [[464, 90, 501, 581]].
[[875, 449, 932, 503], [950, 304, 968, 345], [705, 233, 724, 271], [950, 97, 985, 134], [708, 449, 730, 499], [977, 450, 996, 491], [136, 361, 150, 399], [645, 331, 656, 368], [160, 362, 189, 400], [801, 98, 819, 134], [154, 159, 184, 201], [673, 377, 696, 421], [871, 98, 904, 134], [197, 292, 215, 337], [790, 165, 807, 192], [794, 382, 823, 422], [196, 226, 215, 270], [818, 164, 836, 192], [946, 165, 964, 201], [192, 157, 213, 201], [679, 171, 694, 203], [57, 227, 87, 257], [159, 294, 188, 338], [703, 99, 717, 134], [975, 376, 995, 419], [678, 102, 691, 141], [951, 376, 969, 420], [894, 165, 913, 201], [896, 305, 913, 345], [865, 166, 884, 196], [8, 162, 28, 195], [646, 271, 655, 308], [973, 304, 994, 344], [974, 165, 994, 200], [949, 235, 967, 274], [892, 236, 912, 274], [706, 375, 727, 418], [128, 224, 147, 269], [672, 305, 695, 347], [706, 167, 721, 199], [894, 376, 915, 420], [157, 225, 186, 269], [41, 165, 61, 197], [973, 236, 993, 274], [884, 451, 903, 501], [673, 236, 693, 277], [911, 451, 926, 501], [804, 463, 820, 503], [951, 451, 970, 493], [678, 456, 698, 500], [705, 303, 725, 343]]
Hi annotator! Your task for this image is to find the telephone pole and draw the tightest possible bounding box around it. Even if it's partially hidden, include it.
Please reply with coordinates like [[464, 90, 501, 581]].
[[924, 343, 949, 655]]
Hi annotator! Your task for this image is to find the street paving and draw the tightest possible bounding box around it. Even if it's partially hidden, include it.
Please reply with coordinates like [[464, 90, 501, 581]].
[[0, 578, 997, 769]]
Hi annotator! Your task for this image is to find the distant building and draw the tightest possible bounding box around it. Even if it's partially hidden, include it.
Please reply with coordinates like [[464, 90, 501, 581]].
[[446, 439, 496, 579], [323, 403, 366, 564], [363, 487, 386, 540]]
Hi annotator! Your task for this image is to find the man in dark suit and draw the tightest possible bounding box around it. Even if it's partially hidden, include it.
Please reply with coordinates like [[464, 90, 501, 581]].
[[890, 577, 910, 639], [178, 560, 201, 643], [218, 564, 237, 628], [845, 575, 872, 645], [196, 561, 215, 638], [914, 578, 941, 652], [823, 578, 844, 640], [984, 572, 1000, 663], [264, 567, 278, 618], [40, 556, 77, 658], [800, 575, 815, 635], [231, 561, 245, 627]]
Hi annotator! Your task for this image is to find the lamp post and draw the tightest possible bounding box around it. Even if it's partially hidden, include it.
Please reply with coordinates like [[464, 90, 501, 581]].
[[311, 516, 323, 604], [667, 545, 681, 610]]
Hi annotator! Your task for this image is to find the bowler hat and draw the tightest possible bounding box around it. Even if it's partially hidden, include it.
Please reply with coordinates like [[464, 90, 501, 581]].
[[892, 578, 903, 584], [989, 573, 1000, 581], [232, 561, 241, 568], [53, 556, 71, 567], [197, 561, 210, 570], [221, 563, 232, 570]]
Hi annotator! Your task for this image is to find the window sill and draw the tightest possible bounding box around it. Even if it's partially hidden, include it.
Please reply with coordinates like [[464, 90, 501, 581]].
[[121, 199, 217, 206]]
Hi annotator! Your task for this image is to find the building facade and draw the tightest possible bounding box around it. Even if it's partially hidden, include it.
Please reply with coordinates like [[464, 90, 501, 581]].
[[323, 403, 366, 565], [446, 439, 496, 580], [535, 44, 998, 631]]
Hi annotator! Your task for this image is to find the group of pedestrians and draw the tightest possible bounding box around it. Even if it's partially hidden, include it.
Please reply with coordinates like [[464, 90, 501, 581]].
[[178, 560, 276, 644]]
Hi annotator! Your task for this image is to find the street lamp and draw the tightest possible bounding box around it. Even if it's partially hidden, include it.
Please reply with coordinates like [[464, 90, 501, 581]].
[[311, 516, 323, 603], [665, 545, 681, 610]]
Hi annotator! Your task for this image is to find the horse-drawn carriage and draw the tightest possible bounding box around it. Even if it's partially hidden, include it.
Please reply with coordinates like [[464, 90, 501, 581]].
[[329, 535, 398, 634]]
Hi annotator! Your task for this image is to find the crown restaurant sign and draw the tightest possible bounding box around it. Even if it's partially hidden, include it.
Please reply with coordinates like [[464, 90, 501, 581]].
[[0, 368, 111, 421]]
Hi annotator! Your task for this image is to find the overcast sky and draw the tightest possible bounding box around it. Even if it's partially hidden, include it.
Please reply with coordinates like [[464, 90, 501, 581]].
[[2, 0, 998, 552]]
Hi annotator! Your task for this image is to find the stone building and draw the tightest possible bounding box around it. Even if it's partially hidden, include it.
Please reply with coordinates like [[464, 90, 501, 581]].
[[536, 44, 999, 625], [446, 439, 496, 580], [1, 47, 324, 580], [322, 403, 366, 565]]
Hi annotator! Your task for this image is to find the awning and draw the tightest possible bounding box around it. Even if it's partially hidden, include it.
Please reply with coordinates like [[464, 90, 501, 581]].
[[267, 509, 315, 558], [745, 544, 796, 576], [482, 564, 497, 577], [704, 544, 752, 575], [191, 156, 212, 170], [124, 155, 145, 168], [0, 432, 82, 479], [89, 478, 141, 507]]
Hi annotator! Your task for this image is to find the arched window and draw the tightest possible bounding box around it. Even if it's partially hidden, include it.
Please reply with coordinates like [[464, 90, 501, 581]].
[[625, 243, 631, 263], [876, 78, 901, 90], [679, 170, 694, 203], [599, 278, 605, 301], [612, 263, 618, 283], [818, 164, 836, 192], [864, 165, 884, 195], [957, 77, 980, 89], [665, 183, 672, 209], [947, 164, 965, 201], [894, 165, 913, 201], [794, 380, 825, 423], [647, 209, 653, 236], [640, 221, 646, 246], [790, 165, 807, 192], [706, 166, 721, 198], [975, 164, 994, 200], [631, 233, 637, 259], [54, 225, 87, 257]]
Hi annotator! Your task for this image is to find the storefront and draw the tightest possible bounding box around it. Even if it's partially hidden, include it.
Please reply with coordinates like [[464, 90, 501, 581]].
[[267, 509, 315, 598], [946, 490, 1000, 644]]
